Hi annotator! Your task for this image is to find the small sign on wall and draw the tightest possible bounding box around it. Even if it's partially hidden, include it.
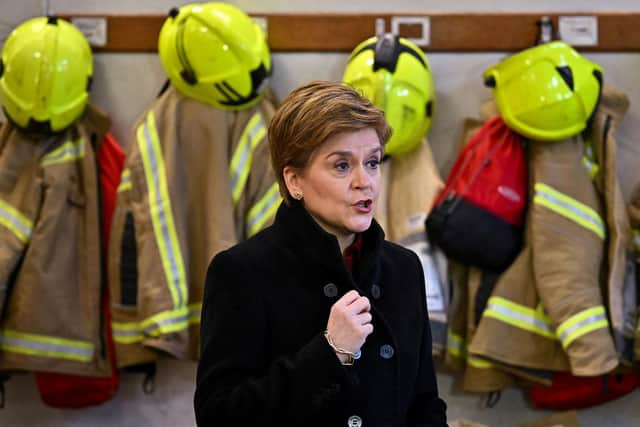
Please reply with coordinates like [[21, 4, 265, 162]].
[[558, 16, 598, 46], [71, 17, 107, 47]]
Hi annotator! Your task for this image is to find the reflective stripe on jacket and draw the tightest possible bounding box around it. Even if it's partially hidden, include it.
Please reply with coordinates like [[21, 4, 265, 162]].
[[0, 104, 112, 376], [109, 86, 280, 368]]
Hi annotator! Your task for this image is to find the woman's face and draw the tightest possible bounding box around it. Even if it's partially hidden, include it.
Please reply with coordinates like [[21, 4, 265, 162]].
[[288, 128, 382, 238]]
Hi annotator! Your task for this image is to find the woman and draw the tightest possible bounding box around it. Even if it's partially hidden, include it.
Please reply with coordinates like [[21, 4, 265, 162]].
[[195, 81, 448, 426]]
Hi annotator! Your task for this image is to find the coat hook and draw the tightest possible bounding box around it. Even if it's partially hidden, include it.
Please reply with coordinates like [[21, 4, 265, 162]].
[[375, 17, 386, 37], [536, 16, 554, 45]]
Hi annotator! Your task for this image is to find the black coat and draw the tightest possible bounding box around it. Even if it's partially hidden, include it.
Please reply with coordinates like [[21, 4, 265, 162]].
[[195, 200, 447, 426]]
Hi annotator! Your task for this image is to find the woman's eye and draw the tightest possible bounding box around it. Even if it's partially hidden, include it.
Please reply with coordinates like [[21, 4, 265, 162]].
[[366, 159, 380, 169], [335, 162, 350, 171]]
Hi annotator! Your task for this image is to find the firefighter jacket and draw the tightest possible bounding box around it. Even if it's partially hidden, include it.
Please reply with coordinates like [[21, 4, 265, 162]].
[[0, 104, 112, 377], [469, 92, 628, 378], [375, 139, 449, 356], [585, 87, 636, 365], [108, 86, 280, 368], [627, 186, 640, 362]]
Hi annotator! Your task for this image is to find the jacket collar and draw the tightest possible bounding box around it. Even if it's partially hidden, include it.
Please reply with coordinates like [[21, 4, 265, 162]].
[[274, 200, 385, 284], [598, 86, 629, 123]]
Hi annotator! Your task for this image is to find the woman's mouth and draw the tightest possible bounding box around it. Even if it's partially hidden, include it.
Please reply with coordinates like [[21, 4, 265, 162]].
[[354, 199, 373, 213]]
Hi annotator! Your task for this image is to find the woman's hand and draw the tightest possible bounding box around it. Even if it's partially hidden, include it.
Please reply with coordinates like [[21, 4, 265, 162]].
[[326, 290, 373, 362]]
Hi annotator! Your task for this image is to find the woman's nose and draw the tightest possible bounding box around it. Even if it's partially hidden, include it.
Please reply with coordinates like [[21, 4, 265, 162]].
[[352, 164, 371, 189]]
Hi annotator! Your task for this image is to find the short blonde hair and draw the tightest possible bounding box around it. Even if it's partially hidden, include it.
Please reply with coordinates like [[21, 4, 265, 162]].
[[268, 81, 391, 204]]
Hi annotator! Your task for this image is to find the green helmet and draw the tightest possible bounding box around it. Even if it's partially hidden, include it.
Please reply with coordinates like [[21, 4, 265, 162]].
[[484, 41, 602, 141], [0, 16, 93, 133], [158, 2, 271, 111], [343, 34, 435, 156]]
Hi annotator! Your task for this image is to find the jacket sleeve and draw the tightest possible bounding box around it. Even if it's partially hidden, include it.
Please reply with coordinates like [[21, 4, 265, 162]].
[[0, 137, 42, 315], [232, 104, 282, 240], [407, 252, 448, 427], [194, 250, 352, 426], [108, 110, 191, 363]]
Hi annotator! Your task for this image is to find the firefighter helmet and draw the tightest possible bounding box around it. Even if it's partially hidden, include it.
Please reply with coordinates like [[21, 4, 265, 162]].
[[0, 16, 93, 133], [343, 33, 435, 156], [158, 2, 271, 111], [484, 41, 603, 141]]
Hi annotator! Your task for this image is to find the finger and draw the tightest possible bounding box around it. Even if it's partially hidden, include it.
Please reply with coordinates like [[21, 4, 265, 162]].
[[336, 289, 360, 306], [347, 296, 370, 315], [362, 323, 374, 336], [355, 311, 372, 325]]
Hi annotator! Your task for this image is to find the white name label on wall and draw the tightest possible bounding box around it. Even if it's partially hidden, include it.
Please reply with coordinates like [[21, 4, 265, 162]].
[[559, 16, 598, 46]]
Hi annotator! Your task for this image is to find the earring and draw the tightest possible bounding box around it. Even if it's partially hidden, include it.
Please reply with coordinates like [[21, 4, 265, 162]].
[[293, 191, 303, 200]]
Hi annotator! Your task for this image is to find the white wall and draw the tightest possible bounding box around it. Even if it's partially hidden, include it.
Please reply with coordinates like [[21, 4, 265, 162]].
[[2, 1, 639, 426]]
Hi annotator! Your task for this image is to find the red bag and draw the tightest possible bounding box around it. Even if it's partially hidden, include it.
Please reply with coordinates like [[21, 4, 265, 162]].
[[426, 116, 527, 270], [35, 132, 124, 408], [529, 371, 639, 409]]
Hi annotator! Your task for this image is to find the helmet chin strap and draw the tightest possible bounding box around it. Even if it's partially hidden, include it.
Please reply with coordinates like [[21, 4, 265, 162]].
[[216, 62, 270, 108]]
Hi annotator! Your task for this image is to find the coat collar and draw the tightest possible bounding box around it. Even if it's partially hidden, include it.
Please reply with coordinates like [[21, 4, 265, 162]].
[[273, 200, 385, 284]]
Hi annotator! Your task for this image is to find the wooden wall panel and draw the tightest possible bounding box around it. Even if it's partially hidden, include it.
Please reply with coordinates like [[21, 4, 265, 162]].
[[59, 13, 640, 52]]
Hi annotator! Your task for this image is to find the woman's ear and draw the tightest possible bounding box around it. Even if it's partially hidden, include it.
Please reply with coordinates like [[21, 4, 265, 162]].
[[283, 165, 303, 200]]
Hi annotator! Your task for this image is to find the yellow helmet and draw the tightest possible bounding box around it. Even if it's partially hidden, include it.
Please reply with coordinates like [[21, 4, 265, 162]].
[[484, 41, 602, 141], [0, 16, 93, 133], [343, 34, 435, 156], [158, 2, 271, 111]]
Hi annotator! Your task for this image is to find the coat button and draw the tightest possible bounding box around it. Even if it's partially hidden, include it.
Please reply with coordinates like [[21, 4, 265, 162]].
[[371, 284, 381, 299], [347, 415, 362, 427], [380, 344, 394, 359], [323, 283, 338, 298]]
